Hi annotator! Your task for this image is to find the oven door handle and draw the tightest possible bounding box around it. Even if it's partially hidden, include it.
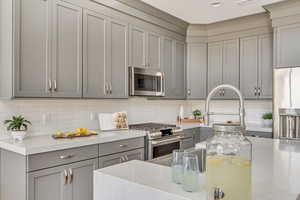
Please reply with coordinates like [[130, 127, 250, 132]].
[[150, 136, 186, 146]]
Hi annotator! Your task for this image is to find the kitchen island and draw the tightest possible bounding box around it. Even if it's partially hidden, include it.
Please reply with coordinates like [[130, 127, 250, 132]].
[[94, 137, 300, 200]]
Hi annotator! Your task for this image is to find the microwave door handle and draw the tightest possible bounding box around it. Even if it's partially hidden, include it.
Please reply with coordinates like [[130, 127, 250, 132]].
[[160, 72, 165, 96], [130, 67, 135, 96]]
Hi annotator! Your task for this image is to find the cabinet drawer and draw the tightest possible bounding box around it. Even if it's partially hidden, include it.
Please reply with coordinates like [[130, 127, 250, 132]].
[[99, 148, 145, 169], [99, 137, 144, 156], [27, 145, 98, 172]]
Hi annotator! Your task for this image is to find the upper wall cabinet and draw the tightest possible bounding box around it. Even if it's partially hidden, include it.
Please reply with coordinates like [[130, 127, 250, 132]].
[[14, 0, 51, 97], [275, 23, 300, 67], [240, 34, 273, 99], [130, 26, 161, 69], [162, 38, 186, 99], [51, 1, 83, 98], [186, 43, 207, 99], [207, 39, 239, 99], [82, 10, 128, 99]]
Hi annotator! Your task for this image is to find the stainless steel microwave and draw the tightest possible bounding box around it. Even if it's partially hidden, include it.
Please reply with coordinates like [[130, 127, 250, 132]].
[[129, 67, 165, 97]]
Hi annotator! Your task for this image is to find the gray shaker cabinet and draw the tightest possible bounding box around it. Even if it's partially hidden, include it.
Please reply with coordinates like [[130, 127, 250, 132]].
[[13, 0, 51, 97], [108, 19, 129, 98], [187, 43, 207, 99], [82, 10, 108, 98], [131, 26, 147, 68], [161, 37, 174, 98], [222, 39, 240, 99], [208, 39, 239, 99], [130, 26, 162, 69], [28, 165, 68, 200], [51, 0, 83, 98], [173, 40, 186, 99], [240, 36, 259, 99], [275, 23, 300, 67], [147, 32, 161, 69], [208, 42, 223, 98], [161, 38, 186, 99], [28, 159, 98, 200], [240, 34, 273, 99], [258, 34, 273, 99], [83, 10, 128, 99]]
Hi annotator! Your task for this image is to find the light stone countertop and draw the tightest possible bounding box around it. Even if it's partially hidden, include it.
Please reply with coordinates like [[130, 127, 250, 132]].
[[177, 122, 273, 133], [94, 137, 300, 200], [0, 130, 146, 155]]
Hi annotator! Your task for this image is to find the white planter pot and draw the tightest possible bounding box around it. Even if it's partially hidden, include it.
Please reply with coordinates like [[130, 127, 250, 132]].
[[11, 130, 27, 141], [263, 119, 273, 128]]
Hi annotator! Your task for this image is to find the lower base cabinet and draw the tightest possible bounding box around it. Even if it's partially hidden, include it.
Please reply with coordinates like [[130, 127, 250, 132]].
[[0, 137, 145, 200], [28, 159, 98, 200], [99, 148, 145, 169]]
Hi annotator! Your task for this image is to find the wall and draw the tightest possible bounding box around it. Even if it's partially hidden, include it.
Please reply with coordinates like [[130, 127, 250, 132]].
[[0, 99, 272, 138]]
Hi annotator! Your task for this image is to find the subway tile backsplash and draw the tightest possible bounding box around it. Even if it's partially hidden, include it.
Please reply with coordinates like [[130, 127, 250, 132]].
[[0, 98, 272, 138]]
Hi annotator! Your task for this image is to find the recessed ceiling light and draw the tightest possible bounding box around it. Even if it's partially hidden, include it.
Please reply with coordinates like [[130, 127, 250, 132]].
[[211, 1, 222, 7]]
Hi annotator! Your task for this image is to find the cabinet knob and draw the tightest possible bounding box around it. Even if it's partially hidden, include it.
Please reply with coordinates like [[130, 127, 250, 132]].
[[254, 87, 257, 96], [187, 89, 191, 96]]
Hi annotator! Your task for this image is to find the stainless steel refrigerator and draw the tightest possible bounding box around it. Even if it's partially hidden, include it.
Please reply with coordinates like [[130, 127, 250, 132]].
[[274, 67, 300, 139]]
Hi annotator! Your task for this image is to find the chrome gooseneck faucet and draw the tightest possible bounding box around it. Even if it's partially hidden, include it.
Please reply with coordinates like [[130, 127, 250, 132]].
[[205, 84, 246, 128]]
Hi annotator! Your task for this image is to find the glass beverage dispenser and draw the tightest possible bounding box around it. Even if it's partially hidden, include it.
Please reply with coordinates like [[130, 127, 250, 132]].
[[204, 84, 252, 200], [206, 124, 252, 200]]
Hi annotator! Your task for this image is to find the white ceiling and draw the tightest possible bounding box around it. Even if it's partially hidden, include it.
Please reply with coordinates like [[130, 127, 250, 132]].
[[141, 0, 285, 24]]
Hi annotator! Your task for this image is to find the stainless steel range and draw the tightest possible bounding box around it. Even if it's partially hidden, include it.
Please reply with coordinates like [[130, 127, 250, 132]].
[[129, 123, 189, 160]]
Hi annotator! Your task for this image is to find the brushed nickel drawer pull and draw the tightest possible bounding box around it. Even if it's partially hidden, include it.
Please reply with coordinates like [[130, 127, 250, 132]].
[[119, 144, 128, 148], [59, 155, 74, 160], [48, 80, 52, 92], [64, 169, 68, 185], [69, 168, 73, 184]]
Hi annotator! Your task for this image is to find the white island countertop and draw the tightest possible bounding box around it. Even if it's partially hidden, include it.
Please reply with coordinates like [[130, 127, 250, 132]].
[[177, 122, 273, 133], [0, 130, 146, 155], [94, 137, 300, 200]]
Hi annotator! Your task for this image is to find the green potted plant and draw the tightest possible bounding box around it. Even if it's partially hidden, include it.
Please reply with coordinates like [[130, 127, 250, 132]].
[[192, 109, 202, 119], [262, 112, 273, 127], [4, 115, 31, 140]]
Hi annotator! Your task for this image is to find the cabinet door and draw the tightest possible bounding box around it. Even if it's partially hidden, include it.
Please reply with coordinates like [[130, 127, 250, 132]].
[[108, 19, 128, 98], [52, 1, 82, 98], [258, 34, 273, 99], [180, 137, 194, 150], [187, 43, 207, 99], [147, 32, 161, 69], [276, 23, 300, 66], [124, 148, 145, 161], [99, 149, 144, 169], [131, 26, 147, 68], [161, 37, 174, 98], [173, 41, 186, 99], [208, 42, 223, 97], [222, 39, 240, 99], [82, 10, 108, 98], [240, 36, 258, 99], [28, 165, 68, 200], [70, 159, 98, 200], [14, 0, 51, 97]]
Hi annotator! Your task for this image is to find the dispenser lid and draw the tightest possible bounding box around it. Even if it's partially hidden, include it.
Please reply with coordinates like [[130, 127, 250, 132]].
[[213, 123, 245, 133]]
